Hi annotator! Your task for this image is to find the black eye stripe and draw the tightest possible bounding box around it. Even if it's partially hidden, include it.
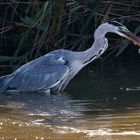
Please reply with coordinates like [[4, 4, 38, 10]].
[[108, 21, 123, 27]]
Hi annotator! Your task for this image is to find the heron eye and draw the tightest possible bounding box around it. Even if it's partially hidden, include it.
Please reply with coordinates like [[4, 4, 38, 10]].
[[118, 26, 128, 32], [118, 26, 124, 30]]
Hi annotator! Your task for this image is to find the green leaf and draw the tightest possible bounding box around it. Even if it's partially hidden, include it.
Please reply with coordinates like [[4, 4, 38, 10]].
[[0, 56, 18, 62]]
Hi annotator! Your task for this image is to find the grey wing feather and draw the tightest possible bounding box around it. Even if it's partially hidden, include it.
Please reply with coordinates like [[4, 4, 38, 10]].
[[8, 53, 69, 92]]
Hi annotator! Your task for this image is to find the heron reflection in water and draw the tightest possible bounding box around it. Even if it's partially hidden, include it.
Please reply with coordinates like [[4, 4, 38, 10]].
[[0, 21, 140, 94]]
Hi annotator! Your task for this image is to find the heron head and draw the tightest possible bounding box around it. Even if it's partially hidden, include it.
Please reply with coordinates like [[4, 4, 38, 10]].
[[107, 21, 140, 46]]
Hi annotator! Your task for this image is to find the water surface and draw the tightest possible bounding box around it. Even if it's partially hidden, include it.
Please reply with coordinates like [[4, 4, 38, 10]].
[[0, 59, 140, 140]]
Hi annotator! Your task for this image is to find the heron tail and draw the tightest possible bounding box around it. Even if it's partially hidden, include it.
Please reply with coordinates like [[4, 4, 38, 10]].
[[0, 75, 11, 93]]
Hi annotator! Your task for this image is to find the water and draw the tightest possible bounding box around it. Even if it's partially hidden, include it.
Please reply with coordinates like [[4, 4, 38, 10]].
[[0, 59, 140, 140]]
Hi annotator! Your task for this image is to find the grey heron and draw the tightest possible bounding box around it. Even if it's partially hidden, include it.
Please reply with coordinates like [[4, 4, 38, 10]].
[[0, 21, 140, 94]]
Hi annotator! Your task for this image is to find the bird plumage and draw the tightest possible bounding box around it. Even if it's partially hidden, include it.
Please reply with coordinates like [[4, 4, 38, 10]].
[[0, 21, 140, 93]]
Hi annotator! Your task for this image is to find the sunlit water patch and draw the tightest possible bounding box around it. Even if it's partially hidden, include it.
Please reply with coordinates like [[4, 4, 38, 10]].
[[125, 87, 140, 91], [1, 60, 140, 139]]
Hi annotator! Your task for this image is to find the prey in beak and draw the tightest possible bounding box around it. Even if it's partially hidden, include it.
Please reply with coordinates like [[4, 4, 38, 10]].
[[118, 28, 140, 46]]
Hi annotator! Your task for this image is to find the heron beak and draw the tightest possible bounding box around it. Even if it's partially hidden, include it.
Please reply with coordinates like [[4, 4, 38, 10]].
[[120, 30, 140, 46]]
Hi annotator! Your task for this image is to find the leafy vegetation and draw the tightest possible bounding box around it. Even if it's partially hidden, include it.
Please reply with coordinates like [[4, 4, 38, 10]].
[[0, 0, 140, 65]]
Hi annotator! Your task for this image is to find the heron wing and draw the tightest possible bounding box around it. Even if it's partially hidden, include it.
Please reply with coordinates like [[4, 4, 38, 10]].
[[9, 53, 69, 92]]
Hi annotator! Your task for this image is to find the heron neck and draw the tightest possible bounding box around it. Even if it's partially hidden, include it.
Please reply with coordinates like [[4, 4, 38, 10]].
[[77, 23, 110, 65], [81, 35, 108, 65]]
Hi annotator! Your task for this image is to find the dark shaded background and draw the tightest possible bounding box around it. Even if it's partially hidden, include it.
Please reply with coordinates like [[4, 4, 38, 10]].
[[0, 0, 140, 70]]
